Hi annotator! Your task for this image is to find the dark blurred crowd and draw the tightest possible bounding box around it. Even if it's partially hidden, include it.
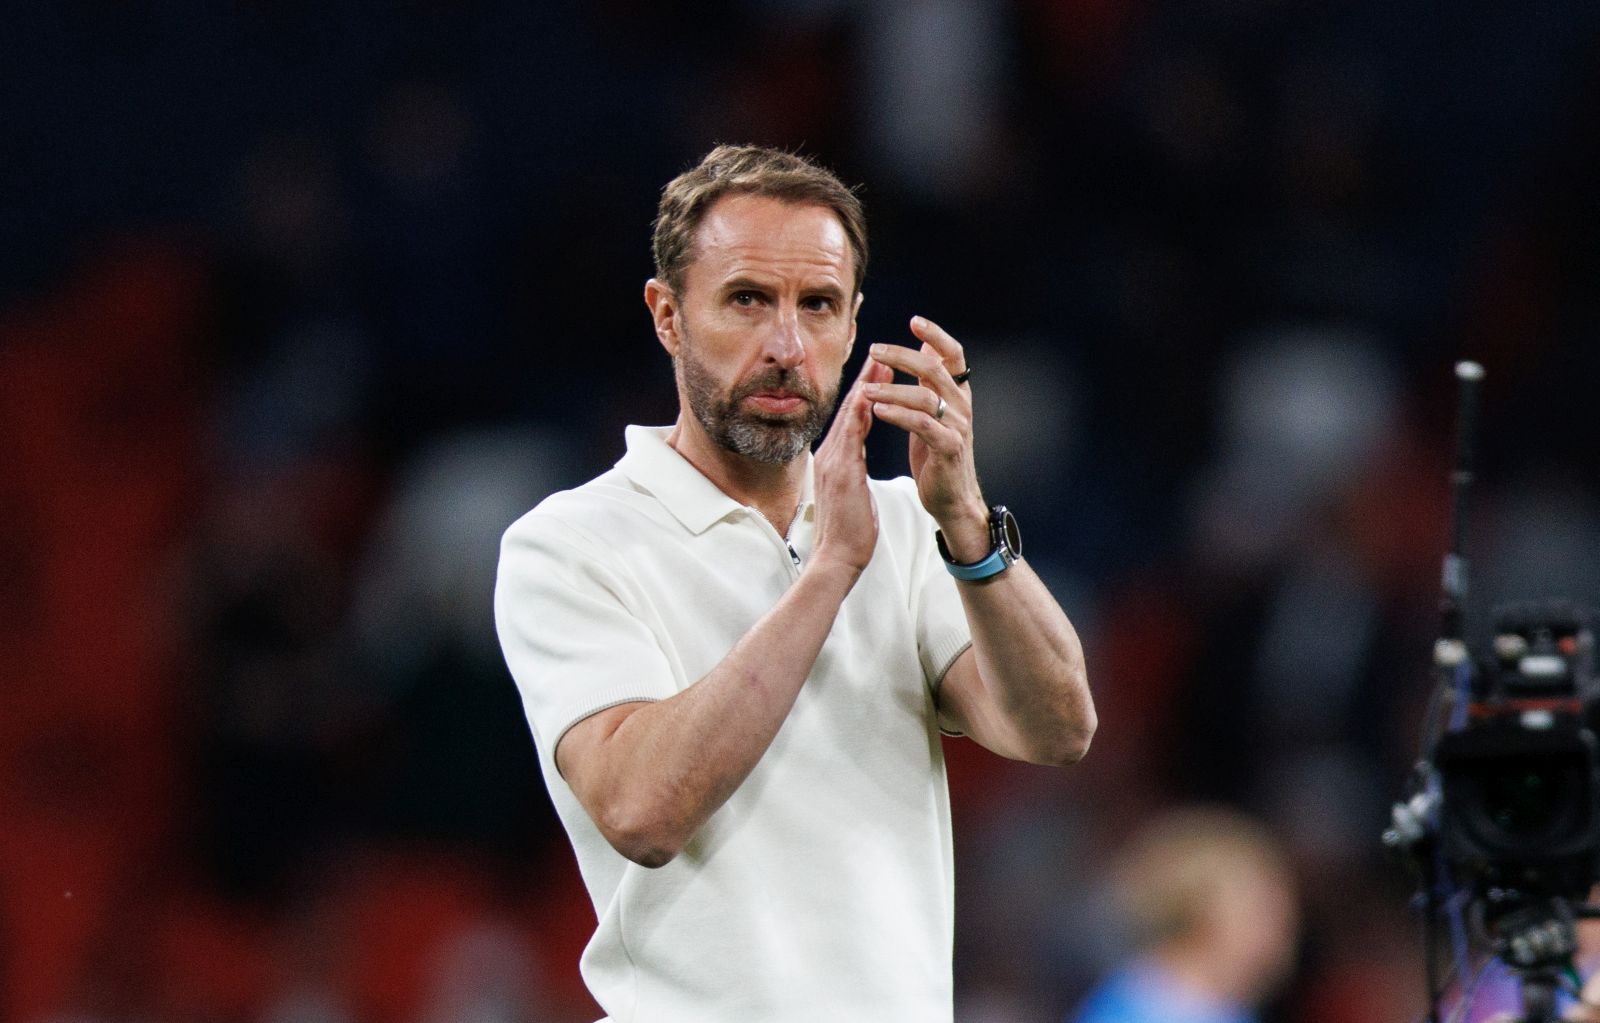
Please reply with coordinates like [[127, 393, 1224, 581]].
[[5, 2, 1600, 1021]]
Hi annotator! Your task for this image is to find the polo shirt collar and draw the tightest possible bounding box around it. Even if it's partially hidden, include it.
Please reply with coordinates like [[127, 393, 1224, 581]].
[[617, 425, 815, 535]]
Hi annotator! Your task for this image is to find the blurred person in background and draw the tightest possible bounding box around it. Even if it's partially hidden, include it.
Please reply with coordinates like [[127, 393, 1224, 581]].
[[1069, 806, 1300, 1023], [494, 144, 1096, 1022]]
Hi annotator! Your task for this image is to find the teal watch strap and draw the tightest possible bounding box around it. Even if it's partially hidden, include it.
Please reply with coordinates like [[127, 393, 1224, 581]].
[[945, 546, 1011, 581], [936, 506, 1020, 581]]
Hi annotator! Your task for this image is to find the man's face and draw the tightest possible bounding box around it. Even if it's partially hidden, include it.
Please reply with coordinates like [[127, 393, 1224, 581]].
[[664, 193, 860, 464]]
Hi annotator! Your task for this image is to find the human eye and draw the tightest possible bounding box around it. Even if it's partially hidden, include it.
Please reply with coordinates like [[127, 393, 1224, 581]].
[[730, 290, 764, 307], [801, 294, 838, 314]]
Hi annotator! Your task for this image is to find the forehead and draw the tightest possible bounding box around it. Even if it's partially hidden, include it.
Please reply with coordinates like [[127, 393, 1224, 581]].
[[687, 193, 853, 287]]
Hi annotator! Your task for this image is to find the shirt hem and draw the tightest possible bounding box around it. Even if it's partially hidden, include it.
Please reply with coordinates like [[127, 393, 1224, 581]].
[[930, 639, 973, 737], [551, 696, 665, 777]]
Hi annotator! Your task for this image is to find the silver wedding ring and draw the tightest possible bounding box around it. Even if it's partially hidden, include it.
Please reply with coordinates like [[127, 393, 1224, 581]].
[[935, 396, 947, 421]]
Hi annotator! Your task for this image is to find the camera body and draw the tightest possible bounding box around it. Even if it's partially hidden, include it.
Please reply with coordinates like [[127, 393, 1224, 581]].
[[1434, 602, 1600, 901]]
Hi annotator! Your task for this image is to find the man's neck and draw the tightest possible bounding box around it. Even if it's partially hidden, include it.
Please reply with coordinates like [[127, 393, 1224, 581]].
[[665, 416, 808, 537]]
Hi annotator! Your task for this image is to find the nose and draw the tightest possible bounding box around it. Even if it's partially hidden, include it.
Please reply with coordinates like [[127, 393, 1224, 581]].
[[762, 308, 806, 369]]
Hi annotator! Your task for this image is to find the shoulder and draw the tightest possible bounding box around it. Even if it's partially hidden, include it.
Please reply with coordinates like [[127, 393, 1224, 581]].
[[868, 475, 936, 533], [867, 473, 923, 510], [500, 466, 647, 564], [864, 475, 945, 572]]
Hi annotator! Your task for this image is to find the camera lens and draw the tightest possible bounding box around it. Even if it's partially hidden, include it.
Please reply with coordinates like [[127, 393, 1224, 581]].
[[1480, 759, 1572, 837], [1459, 753, 1586, 852]]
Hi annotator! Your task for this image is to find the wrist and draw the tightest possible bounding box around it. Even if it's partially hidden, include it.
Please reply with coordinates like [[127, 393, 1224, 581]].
[[804, 551, 867, 590], [935, 501, 991, 564], [936, 504, 1023, 581]]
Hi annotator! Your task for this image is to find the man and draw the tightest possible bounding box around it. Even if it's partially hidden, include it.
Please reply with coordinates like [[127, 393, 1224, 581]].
[[495, 144, 1095, 1022]]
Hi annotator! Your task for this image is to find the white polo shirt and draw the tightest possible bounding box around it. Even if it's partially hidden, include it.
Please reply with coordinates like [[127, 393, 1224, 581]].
[[494, 425, 973, 1023]]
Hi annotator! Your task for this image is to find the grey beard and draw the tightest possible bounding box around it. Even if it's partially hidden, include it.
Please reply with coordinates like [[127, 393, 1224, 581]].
[[676, 347, 839, 465]]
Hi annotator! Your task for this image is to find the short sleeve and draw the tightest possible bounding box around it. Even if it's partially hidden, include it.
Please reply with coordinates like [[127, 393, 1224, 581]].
[[882, 479, 972, 693], [916, 539, 973, 695], [494, 513, 679, 763]]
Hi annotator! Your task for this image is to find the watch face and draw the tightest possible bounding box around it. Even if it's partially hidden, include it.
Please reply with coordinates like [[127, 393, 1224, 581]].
[[995, 507, 1021, 558]]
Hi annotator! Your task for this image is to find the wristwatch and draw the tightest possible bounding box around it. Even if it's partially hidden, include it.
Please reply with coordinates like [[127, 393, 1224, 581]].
[[936, 505, 1022, 581]]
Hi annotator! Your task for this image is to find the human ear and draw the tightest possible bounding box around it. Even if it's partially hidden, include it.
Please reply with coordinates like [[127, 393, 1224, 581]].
[[848, 290, 865, 346], [644, 278, 681, 356]]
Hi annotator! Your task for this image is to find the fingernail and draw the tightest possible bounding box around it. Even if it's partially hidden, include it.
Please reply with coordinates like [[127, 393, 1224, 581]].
[[870, 343, 886, 356], [911, 315, 926, 328]]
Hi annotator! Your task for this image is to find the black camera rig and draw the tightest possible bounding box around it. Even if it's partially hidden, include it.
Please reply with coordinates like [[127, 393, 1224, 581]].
[[1385, 363, 1600, 1023]]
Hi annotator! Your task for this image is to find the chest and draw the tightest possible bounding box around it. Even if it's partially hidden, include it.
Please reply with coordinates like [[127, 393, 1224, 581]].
[[613, 511, 932, 727]]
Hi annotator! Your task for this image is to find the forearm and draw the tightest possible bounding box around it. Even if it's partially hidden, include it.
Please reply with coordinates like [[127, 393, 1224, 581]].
[[859, 316, 1095, 764], [952, 561, 1096, 765], [576, 559, 861, 865]]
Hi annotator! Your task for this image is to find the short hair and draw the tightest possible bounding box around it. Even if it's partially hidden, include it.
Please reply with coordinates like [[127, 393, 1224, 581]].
[[652, 144, 868, 298], [1109, 806, 1293, 947]]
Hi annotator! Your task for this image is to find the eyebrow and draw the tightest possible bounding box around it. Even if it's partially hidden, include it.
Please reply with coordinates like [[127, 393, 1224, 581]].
[[719, 275, 847, 302], [803, 282, 848, 302], [720, 275, 774, 294]]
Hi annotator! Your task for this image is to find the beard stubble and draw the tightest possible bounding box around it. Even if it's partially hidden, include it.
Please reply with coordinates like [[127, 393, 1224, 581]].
[[676, 331, 844, 465]]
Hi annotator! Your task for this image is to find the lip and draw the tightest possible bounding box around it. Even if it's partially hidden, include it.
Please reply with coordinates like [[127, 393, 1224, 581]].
[[746, 393, 804, 414]]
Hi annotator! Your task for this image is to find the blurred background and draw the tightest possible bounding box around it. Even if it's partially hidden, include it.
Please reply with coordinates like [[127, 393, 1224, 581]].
[[5, 1, 1600, 1020]]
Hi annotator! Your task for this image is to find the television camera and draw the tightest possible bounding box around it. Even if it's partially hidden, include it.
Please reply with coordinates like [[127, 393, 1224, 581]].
[[1386, 363, 1600, 1023]]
